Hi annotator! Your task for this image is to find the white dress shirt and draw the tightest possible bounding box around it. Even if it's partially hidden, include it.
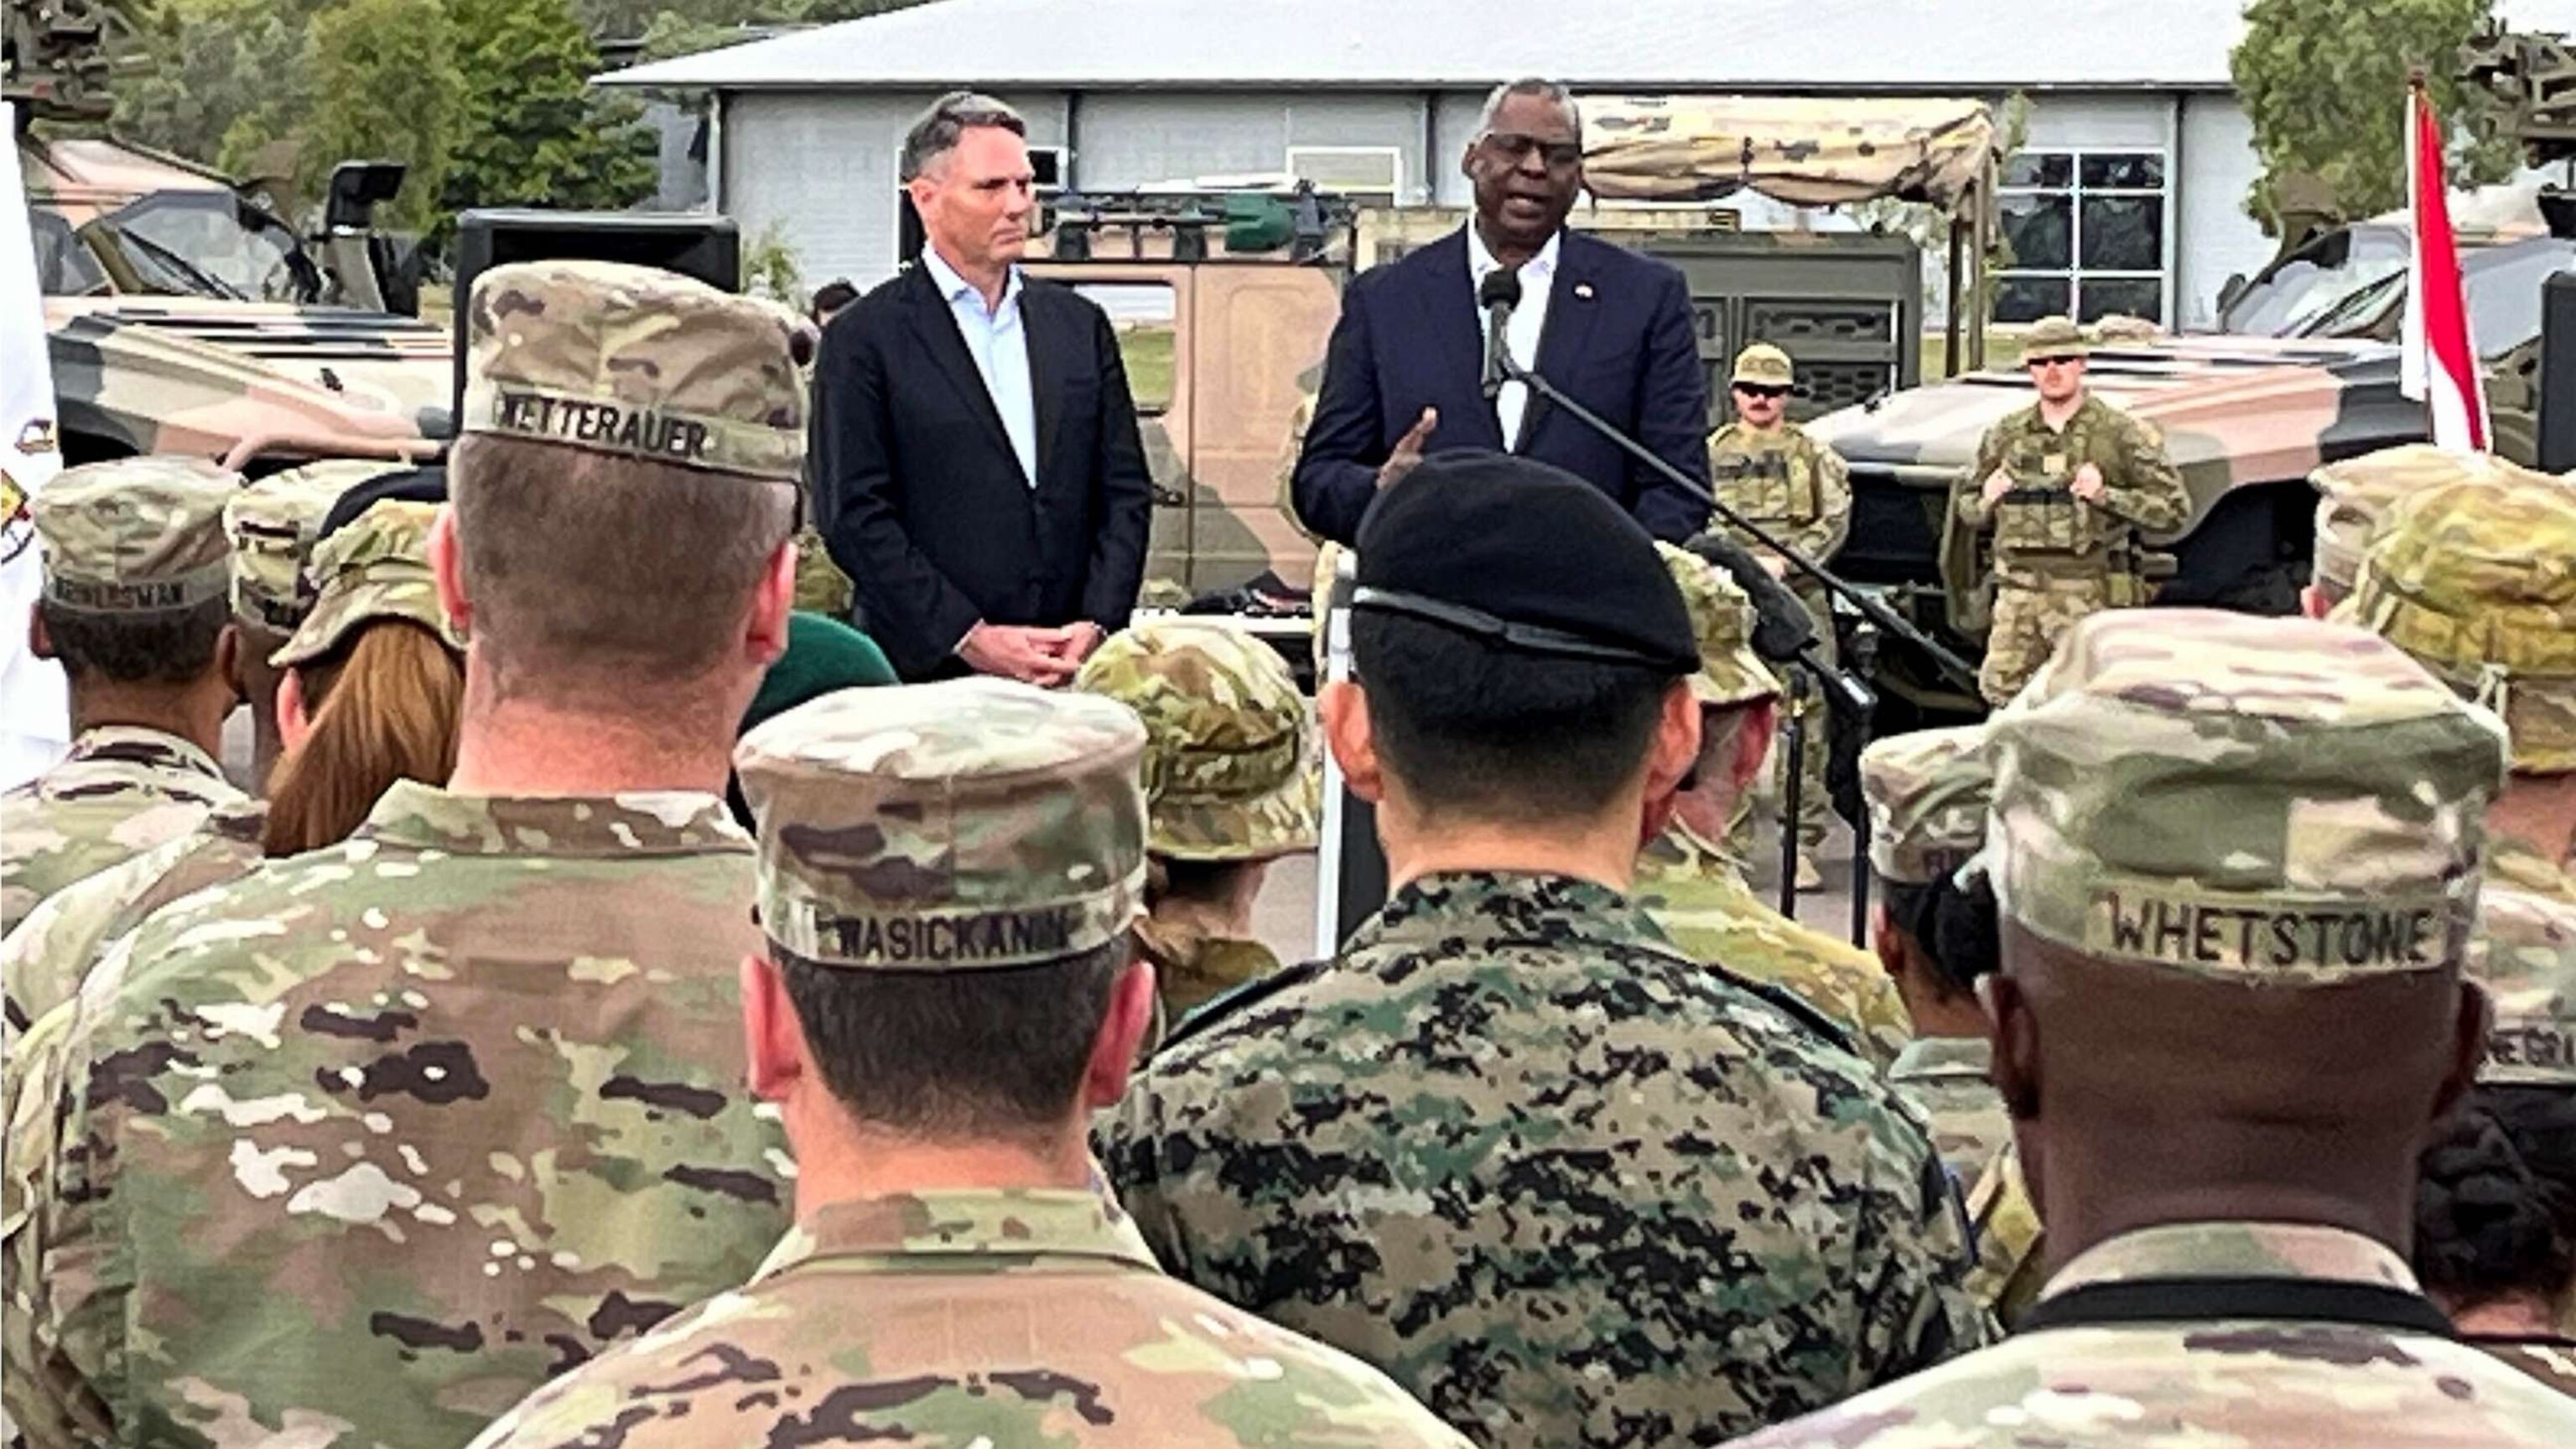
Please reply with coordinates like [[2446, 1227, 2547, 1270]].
[[921, 244, 1040, 488], [1465, 226, 1561, 451]]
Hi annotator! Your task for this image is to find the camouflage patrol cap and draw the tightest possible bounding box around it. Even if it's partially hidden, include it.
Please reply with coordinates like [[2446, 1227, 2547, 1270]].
[[2474, 887, 2576, 1086], [1987, 609, 2506, 982], [2021, 315, 2088, 359], [1655, 542, 1779, 706], [224, 460, 406, 632], [2305, 445, 2488, 603], [1730, 343, 1796, 388], [1074, 618, 1321, 862], [1860, 724, 1992, 886], [735, 678, 1148, 971], [2341, 473, 2576, 774], [32, 456, 236, 615], [271, 500, 463, 668], [462, 260, 806, 482]]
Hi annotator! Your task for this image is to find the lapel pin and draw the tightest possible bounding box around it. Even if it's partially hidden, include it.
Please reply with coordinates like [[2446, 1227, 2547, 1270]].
[[1573, 282, 1595, 300]]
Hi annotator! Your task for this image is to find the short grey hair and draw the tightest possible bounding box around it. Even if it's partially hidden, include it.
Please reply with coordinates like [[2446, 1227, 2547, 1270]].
[[900, 91, 1027, 182], [1476, 79, 1581, 146]]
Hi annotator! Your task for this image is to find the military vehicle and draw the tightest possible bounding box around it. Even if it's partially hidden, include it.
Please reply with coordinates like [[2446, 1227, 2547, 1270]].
[[9, 0, 449, 472]]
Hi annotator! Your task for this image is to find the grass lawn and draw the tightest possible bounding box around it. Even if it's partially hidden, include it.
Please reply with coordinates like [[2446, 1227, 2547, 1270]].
[[1117, 325, 1176, 411]]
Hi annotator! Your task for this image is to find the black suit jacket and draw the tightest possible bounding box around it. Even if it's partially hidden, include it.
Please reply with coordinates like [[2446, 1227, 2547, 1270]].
[[813, 263, 1153, 679], [1290, 227, 1713, 544]]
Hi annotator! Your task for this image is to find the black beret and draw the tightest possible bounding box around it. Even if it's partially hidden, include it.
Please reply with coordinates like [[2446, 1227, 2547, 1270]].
[[319, 464, 447, 540], [1353, 450, 1698, 673]]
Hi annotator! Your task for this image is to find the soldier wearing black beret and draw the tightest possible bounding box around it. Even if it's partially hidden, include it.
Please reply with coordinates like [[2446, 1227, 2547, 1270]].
[[1104, 450, 1990, 1449]]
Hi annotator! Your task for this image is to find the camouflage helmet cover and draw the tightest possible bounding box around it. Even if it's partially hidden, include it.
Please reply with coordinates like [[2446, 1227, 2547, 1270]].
[[33, 455, 236, 614], [1986, 609, 2506, 982], [270, 500, 464, 668], [1860, 724, 1992, 886], [735, 678, 1149, 972], [2340, 471, 2576, 774], [1655, 542, 1781, 707], [224, 459, 408, 632], [1074, 617, 1321, 862], [462, 260, 808, 482]]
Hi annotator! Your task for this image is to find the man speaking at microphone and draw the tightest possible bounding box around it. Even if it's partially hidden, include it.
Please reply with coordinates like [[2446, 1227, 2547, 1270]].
[[1289, 79, 1713, 544]]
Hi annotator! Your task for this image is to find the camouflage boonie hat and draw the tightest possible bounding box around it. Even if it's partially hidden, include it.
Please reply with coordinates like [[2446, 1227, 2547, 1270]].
[[1730, 343, 1795, 388], [270, 501, 463, 668], [2475, 887, 2576, 1086], [463, 260, 807, 482], [2341, 473, 2576, 774], [2021, 315, 2088, 359], [1657, 543, 1780, 707], [2090, 314, 2163, 343], [1860, 724, 1992, 886], [224, 460, 406, 632], [1987, 609, 2506, 982], [735, 678, 1148, 971], [33, 456, 236, 614], [2306, 445, 2498, 603], [1074, 618, 1321, 861]]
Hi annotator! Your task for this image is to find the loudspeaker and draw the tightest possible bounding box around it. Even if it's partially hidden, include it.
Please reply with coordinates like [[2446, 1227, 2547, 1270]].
[[447, 210, 742, 435], [2541, 269, 2576, 475]]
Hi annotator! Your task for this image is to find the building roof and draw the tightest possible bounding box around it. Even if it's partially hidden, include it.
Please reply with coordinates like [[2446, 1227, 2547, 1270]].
[[602, 0, 2576, 93]]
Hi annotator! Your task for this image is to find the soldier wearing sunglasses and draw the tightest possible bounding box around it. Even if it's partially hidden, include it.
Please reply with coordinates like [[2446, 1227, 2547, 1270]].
[[1953, 316, 2188, 707]]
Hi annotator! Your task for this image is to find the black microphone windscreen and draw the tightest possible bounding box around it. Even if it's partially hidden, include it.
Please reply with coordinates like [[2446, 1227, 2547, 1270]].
[[1478, 267, 1523, 309], [1685, 529, 1817, 664]]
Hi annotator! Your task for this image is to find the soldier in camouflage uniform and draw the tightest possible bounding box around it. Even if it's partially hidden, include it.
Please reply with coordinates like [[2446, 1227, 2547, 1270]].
[[0, 458, 246, 939], [1074, 617, 1320, 1030], [1707, 343, 1847, 889], [1, 262, 813, 1449], [466, 678, 1469, 1449], [222, 459, 402, 787], [1, 498, 461, 1031], [2343, 472, 2576, 906], [1858, 725, 2007, 1186], [1727, 607, 2576, 1449], [1103, 453, 1986, 1449], [1952, 316, 2189, 707], [1632, 542, 1914, 1073]]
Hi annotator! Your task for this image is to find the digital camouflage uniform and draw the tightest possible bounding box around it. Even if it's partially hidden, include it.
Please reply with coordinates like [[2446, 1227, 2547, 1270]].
[[0, 261, 815, 1449], [467, 678, 1467, 1449], [1634, 544, 1912, 1074], [1729, 606, 2575, 1447], [1860, 725, 2009, 1186], [1, 457, 247, 937], [1951, 318, 2189, 707], [1075, 616, 1322, 1025], [1708, 344, 1849, 861]]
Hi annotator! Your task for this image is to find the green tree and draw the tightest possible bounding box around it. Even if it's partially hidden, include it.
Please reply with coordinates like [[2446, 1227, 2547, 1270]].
[[2231, 0, 2521, 231], [290, 0, 467, 232], [445, 0, 658, 221], [116, 0, 322, 171]]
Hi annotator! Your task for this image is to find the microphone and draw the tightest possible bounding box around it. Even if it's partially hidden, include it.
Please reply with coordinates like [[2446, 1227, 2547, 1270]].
[[1684, 528, 1815, 664], [1478, 267, 1522, 402]]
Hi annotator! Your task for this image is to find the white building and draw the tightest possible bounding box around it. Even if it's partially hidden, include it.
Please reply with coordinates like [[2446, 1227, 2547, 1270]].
[[602, 0, 2576, 329]]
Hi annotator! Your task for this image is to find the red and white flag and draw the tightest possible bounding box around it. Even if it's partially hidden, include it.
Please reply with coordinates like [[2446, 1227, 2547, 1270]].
[[2400, 80, 2490, 452]]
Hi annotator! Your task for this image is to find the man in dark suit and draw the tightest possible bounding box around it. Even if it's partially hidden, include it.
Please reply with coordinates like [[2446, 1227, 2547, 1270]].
[[1291, 80, 1713, 544], [813, 92, 1152, 683]]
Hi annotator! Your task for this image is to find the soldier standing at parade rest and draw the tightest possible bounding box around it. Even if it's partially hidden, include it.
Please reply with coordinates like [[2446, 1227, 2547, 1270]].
[[1722, 608, 2576, 1449], [0, 458, 243, 938], [2, 261, 807, 1449], [1706, 343, 1849, 891], [1104, 451, 1986, 1449], [1074, 617, 1321, 1031], [1953, 316, 2187, 707], [465, 679, 1472, 1449], [1630, 543, 1914, 1075], [1857, 724, 2008, 1187]]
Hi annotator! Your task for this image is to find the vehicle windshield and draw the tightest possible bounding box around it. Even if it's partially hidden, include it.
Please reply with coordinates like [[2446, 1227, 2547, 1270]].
[[2288, 236, 2576, 357], [70, 190, 312, 302], [28, 206, 107, 296], [2220, 225, 2408, 336]]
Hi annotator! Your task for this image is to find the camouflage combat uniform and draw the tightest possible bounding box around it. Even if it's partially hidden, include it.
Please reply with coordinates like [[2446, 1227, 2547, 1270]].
[[1075, 616, 1322, 1026], [1727, 608, 2573, 1448], [1708, 344, 1848, 860], [2, 262, 813, 1449], [2, 457, 247, 937], [467, 678, 1467, 1449], [1952, 319, 2188, 707]]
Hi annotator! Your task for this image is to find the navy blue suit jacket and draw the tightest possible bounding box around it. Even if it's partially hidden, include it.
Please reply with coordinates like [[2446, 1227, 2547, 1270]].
[[1290, 226, 1713, 543]]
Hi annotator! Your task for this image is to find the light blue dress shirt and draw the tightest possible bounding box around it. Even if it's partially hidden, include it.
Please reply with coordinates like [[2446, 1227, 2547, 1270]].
[[920, 245, 1040, 488]]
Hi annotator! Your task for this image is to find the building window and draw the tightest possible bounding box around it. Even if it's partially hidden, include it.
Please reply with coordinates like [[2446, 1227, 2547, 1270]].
[[1997, 149, 2166, 325]]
